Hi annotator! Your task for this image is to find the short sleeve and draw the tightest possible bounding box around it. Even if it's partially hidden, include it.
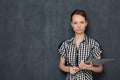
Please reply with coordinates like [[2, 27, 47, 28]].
[[58, 41, 67, 59], [91, 40, 102, 58]]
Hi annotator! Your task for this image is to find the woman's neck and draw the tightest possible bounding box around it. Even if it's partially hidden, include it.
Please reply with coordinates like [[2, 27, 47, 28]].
[[74, 33, 85, 47]]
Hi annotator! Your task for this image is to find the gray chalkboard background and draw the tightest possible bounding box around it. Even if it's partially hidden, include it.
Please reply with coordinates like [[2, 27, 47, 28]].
[[0, 0, 120, 80]]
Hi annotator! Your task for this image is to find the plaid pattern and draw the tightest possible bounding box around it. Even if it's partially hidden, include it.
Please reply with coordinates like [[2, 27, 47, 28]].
[[59, 35, 102, 80]]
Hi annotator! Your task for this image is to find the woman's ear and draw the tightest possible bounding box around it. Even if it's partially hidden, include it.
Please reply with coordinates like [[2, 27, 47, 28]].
[[85, 21, 88, 27]]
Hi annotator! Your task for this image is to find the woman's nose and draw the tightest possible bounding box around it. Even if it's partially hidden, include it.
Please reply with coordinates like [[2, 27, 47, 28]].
[[77, 24, 81, 28]]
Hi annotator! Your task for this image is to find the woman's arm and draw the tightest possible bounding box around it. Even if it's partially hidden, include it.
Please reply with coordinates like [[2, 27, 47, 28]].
[[59, 56, 70, 73], [89, 56, 103, 73], [89, 63, 103, 73], [59, 56, 79, 74], [79, 56, 103, 73]]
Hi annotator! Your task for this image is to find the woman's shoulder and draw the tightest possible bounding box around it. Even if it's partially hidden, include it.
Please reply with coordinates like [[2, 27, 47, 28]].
[[58, 37, 74, 49], [87, 36, 101, 46]]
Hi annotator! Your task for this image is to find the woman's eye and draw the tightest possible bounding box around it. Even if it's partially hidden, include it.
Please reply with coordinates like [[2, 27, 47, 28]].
[[73, 22, 77, 24], [80, 22, 84, 24]]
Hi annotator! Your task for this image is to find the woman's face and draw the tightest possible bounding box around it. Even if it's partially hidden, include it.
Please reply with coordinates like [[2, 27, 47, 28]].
[[71, 14, 87, 35]]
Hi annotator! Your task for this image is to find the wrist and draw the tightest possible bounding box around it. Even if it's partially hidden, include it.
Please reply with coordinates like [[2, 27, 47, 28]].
[[78, 67, 81, 71], [89, 66, 93, 71], [67, 66, 70, 73]]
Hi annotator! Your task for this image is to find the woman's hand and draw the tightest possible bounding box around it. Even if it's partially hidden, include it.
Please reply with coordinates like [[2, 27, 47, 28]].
[[69, 66, 79, 74], [79, 60, 93, 70]]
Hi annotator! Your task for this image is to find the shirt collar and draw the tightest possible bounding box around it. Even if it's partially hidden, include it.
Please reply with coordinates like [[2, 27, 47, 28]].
[[67, 34, 89, 45]]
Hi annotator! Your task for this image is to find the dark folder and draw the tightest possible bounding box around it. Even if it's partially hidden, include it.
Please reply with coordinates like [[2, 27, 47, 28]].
[[85, 59, 114, 65]]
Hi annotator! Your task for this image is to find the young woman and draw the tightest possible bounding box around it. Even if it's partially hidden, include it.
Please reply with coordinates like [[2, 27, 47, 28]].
[[59, 9, 103, 80]]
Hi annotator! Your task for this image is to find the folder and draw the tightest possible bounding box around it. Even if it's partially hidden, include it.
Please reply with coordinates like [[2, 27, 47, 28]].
[[85, 59, 114, 66]]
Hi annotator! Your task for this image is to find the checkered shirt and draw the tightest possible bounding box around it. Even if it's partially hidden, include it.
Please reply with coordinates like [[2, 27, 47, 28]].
[[59, 35, 102, 80]]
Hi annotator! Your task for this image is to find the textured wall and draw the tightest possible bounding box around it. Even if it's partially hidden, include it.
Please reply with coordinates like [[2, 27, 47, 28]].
[[0, 0, 120, 80]]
